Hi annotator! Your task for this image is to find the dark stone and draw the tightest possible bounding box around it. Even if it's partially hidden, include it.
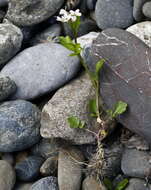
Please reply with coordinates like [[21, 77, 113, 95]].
[[125, 178, 151, 190], [91, 28, 151, 145], [133, 0, 147, 21], [15, 156, 44, 181], [87, 0, 97, 11], [0, 100, 41, 152], [143, 2, 151, 19]]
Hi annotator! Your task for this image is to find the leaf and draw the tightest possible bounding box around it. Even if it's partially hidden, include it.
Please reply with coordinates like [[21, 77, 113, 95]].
[[103, 178, 113, 190], [59, 36, 76, 51], [95, 59, 105, 76], [115, 179, 129, 190], [106, 109, 114, 118], [67, 116, 86, 128], [89, 99, 97, 116], [112, 101, 127, 118]]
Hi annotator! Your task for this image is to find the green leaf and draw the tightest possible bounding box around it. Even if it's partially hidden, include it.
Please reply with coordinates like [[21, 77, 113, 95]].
[[67, 116, 85, 128], [95, 59, 105, 76], [103, 178, 113, 190], [59, 36, 76, 51], [112, 101, 127, 118], [115, 179, 129, 190], [106, 109, 114, 118], [89, 99, 97, 116]]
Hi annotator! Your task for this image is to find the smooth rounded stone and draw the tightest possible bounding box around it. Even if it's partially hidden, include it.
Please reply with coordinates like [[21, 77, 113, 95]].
[[14, 183, 33, 190], [6, 0, 64, 26], [143, 2, 151, 18], [63, 17, 97, 38], [127, 22, 151, 47], [58, 147, 84, 190], [40, 74, 97, 145], [95, 0, 134, 29], [121, 148, 151, 178], [0, 23, 23, 67], [82, 176, 107, 190], [15, 156, 44, 181], [40, 155, 58, 176], [0, 0, 7, 7], [0, 76, 16, 101], [87, 0, 97, 11], [30, 177, 58, 190], [0, 100, 41, 152], [0, 160, 16, 190], [1, 43, 79, 100], [30, 24, 62, 46], [125, 178, 151, 190], [1, 153, 14, 165], [91, 28, 151, 145], [133, 0, 147, 21]]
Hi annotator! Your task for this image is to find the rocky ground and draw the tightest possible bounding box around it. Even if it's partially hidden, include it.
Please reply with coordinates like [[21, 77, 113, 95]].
[[0, 0, 151, 189]]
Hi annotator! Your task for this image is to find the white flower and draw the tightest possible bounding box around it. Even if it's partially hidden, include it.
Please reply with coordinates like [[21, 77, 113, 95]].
[[97, 117, 102, 124], [70, 9, 82, 17], [60, 9, 68, 16]]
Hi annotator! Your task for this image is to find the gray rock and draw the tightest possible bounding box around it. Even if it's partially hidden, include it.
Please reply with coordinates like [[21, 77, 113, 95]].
[[58, 147, 84, 190], [133, 0, 147, 21], [0, 76, 16, 101], [91, 28, 151, 145], [15, 156, 44, 181], [0, 23, 23, 67], [14, 183, 33, 190], [143, 2, 151, 18], [95, 0, 134, 29], [30, 24, 62, 46], [1, 43, 80, 100], [125, 178, 151, 190], [30, 177, 58, 190], [121, 149, 151, 178], [0, 100, 41, 152], [40, 155, 58, 176], [87, 0, 97, 11], [0, 160, 16, 190], [0, 0, 7, 7], [40, 74, 97, 145], [126, 21, 151, 47], [6, 0, 64, 26], [1, 153, 14, 165]]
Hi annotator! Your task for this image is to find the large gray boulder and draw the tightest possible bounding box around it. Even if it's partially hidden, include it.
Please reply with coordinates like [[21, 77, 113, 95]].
[[6, 0, 64, 26], [1, 43, 80, 100]]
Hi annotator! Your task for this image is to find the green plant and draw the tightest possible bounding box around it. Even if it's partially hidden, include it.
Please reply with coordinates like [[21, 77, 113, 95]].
[[103, 178, 129, 190]]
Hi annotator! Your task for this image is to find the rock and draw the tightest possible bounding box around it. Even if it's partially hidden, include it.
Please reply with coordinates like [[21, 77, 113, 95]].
[[0, 23, 23, 67], [125, 178, 151, 190], [6, 0, 64, 26], [133, 0, 147, 21], [65, 0, 80, 10], [95, 0, 134, 29], [87, 0, 97, 11], [40, 155, 58, 176], [1, 43, 80, 100], [14, 183, 33, 190], [30, 177, 58, 190], [58, 147, 84, 190], [127, 21, 151, 47], [91, 28, 151, 145], [15, 151, 29, 163], [0, 76, 16, 101], [143, 2, 151, 18], [82, 176, 107, 190], [1, 153, 14, 165], [40, 74, 97, 145], [0, 0, 7, 7], [121, 148, 151, 178], [0, 100, 41, 152], [0, 160, 16, 190], [30, 24, 62, 46], [15, 156, 44, 181]]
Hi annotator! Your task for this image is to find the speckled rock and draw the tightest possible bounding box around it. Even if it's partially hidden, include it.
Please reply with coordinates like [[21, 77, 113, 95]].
[[40, 74, 97, 145], [95, 0, 134, 29], [133, 0, 147, 21], [1, 43, 80, 100], [6, 0, 64, 26], [127, 21, 151, 47], [125, 178, 151, 190], [143, 2, 151, 19], [30, 177, 58, 190], [0, 160, 16, 190], [0, 100, 41, 152], [0, 23, 23, 67], [15, 156, 44, 181], [58, 147, 84, 190]]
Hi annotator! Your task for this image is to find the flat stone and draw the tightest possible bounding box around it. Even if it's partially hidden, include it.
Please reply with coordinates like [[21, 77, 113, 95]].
[[40, 74, 97, 145], [143, 2, 151, 19], [133, 0, 147, 21], [15, 156, 44, 181], [95, 0, 134, 29], [125, 178, 151, 190], [6, 0, 64, 26], [91, 28, 151, 145], [0, 23, 23, 67], [127, 21, 151, 47], [30, 177, 58, 190], [0, 100, 41, 152], [0, 160, 16, 190], [1, 43, 80, 100], [58, 147, 84, 190], [121, 149, 151, 178]]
